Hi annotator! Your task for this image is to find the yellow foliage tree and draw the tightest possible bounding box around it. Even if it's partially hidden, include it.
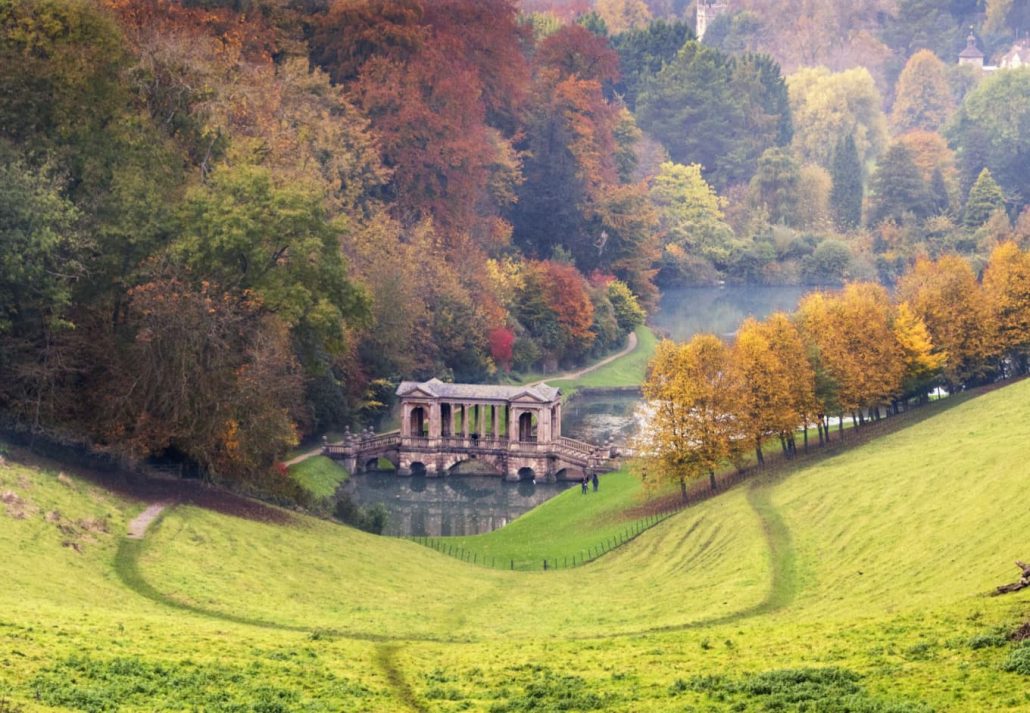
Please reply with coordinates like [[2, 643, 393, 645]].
[[762, 312, 817, 451], [897, 255, 999, 389], [639, 335, 735, 499], [796, 284, 903, 426], [893, 301, 946, 401], [982, 241, 1030, 374]]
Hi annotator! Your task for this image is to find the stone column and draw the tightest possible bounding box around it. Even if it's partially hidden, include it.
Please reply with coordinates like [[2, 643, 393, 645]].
[[508, 406, 518, 441], [476, 403, 485, 435], [538, 406, 551, 443], [462, 403, 470, 437], [492, 405, 500, 439], [400, 403, 410, 437], [429, 401, 441, 440], [554, 403, 562, 438]]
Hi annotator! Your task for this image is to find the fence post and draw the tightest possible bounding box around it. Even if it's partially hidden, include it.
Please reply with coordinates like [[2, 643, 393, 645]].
[[511, 559, 514, 570], [543, 559, 548, 571]]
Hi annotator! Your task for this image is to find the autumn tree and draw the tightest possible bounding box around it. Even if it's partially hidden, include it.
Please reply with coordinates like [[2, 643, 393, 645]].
[[595, 0, 651, 35], [87, 278, 304, 482], [762, 312, 817, 451], [898, 255, 998, 388], [796, 285, 904, 426], [893, 301, 947, 402], [730, 318, 789, 464], [640, 335, 735, 498], [982, 241, 1030, 374], [788, 66, 887, 170], [891, 49, 954, 133]]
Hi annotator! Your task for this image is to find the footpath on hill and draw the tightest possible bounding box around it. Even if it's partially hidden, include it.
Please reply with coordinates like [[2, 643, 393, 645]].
[[528, 329, 639, 387]]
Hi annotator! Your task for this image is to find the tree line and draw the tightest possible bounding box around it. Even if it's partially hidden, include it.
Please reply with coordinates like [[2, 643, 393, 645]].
[[640, 243, 1030, 498]]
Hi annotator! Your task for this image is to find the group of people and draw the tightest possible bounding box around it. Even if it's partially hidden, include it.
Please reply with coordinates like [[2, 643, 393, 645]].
[[580, 473, 599, 494]]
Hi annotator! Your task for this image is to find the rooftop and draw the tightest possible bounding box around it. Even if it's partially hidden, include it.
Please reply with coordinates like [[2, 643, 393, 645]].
[[396, 378, 560, 403]]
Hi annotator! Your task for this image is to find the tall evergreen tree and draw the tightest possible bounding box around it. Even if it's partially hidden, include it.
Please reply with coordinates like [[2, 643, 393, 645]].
[[964, 167, 1006, 227], [868, 143, 932, 226], [830, 134, 863, 230]]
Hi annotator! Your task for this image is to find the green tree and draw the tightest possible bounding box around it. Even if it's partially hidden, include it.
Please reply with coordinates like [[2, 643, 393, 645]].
[[174, 165, 368, 362], [964, 167, 1007, 227], [830, 134, 863, 230], [788, 66, 888, 170], [892, 49, 954, 133], [637, 42, 790, 188], [868, 143, 932, 226], [950, 69, 1030, 211], [650, 161, 735, 269], [611, 19, 693, 110], [749, 147, 800, 226]]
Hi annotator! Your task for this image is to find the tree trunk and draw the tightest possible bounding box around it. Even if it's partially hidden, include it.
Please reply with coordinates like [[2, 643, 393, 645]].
[[708, 470, 716, 491], [680, 477, 687, 502], [755, 442, 764, 466], [838, 414, 844, 436], [803, 426, 809, 453]]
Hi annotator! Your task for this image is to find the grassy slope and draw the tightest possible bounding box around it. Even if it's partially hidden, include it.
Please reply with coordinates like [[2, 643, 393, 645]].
[[288, 455, 349, 499], [436, 468, 671, 567], [2, 378, 1030, 710]]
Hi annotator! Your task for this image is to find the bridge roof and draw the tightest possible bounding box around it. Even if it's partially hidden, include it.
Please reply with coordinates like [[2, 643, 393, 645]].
[[396, 378, 560, 403]]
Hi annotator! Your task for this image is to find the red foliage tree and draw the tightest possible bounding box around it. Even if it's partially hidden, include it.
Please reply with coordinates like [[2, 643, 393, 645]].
[[488, 327, 516, 371]]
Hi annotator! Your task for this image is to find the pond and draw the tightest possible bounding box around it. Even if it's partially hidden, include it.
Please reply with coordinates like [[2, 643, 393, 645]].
[[341, 285, 810, 537], [339, 473, 574, 537]]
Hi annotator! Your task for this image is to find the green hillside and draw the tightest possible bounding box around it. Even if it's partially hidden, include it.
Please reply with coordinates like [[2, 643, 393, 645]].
[[2, 380, 1030, 710]]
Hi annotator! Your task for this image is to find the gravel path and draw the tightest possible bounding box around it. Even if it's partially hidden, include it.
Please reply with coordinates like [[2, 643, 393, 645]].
[[127, 502, 170, 539]]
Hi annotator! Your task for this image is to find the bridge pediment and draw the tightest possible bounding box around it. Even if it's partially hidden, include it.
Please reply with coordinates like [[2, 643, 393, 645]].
[[509, 391, 551, 404]]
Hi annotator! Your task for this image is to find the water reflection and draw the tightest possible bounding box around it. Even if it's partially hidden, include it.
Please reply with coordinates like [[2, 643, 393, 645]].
[[650, 286, 807, 342], [339, 473, 574, 537]]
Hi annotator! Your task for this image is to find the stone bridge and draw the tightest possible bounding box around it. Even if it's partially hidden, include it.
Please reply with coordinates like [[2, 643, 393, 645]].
[[323, 378, 618, 481]]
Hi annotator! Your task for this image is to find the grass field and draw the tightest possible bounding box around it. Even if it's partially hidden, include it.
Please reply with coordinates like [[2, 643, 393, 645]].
[[548, 325, 657, 395], [288, 455, 349, 499], [1, 378, 1029, 710], [432, 468, 674, 569]]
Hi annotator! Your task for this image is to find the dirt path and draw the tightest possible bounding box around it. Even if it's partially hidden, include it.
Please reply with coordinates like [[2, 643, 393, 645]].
[[529, 330, 638, 387], [283, 448, 322, 467], [127, 502, 171, 539]]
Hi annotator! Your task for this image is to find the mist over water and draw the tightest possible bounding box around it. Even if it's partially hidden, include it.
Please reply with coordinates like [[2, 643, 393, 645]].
[[650, 285, 808, 342], [343, 285, 809, 537]]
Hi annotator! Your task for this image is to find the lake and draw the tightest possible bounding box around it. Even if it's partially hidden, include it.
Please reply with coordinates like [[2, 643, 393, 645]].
[[340, 285, 809, 537]]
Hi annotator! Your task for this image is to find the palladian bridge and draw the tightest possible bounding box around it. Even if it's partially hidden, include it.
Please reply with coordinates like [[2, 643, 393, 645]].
[[324, 378, 617, 481]]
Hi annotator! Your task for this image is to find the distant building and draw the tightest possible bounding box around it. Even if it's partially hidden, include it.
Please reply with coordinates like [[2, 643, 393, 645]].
[[697, 0, 730, 40], [998, 39, 1030, 70], [958, 31, 998, 71]]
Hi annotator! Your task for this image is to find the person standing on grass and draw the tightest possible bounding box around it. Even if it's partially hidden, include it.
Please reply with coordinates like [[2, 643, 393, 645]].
[[591, 472, 599, 491], [581, 476, 588, 494]]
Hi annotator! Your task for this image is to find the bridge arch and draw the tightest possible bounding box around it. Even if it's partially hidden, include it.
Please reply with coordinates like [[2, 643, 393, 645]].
[[556, 467, 586, 482], [409, 461, 427, 477], [449, 458, 503, 477], [517, 466, 536, 482]]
